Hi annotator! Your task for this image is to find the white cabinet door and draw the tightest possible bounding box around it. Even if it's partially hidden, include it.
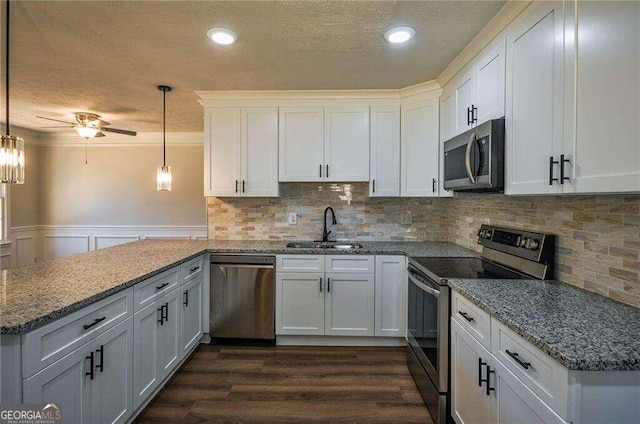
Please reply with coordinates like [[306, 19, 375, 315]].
[[279, 107, 324, 182], [451, 319, 492, 424], [370, 105, 400, 197], [440, 84, 455, 143], [324, 273, 375, 337], [23, 342, 93, 424], [181, 277, 203, 355], [91, 317, 134, 424], [324, 106, 370, 182], [490, 355, 567, 424], [505, 2, 565, 195], [158, 289, 182, 378], [454, 70, 475, 136], [374, 256, 406, 337], [133, 303, 161, 409], [475, 40, 506, 125], [566, 0, 640, 194], [204, 108, 241, 196], [401, 98, 440, 197], [276, 272, 325, 335], [241, 107, 279, 196]]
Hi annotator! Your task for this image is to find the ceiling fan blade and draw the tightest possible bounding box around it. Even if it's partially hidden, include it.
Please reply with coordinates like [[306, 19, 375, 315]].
[[94, 132, 106, 138], [91, 119, 111, 127], [39, 125, 75, 128], [101, 127, 137, 136], [36, 116, 76, 125]]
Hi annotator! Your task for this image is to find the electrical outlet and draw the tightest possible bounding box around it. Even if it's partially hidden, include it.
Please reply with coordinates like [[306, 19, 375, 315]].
[[288, 212, 298, 225], [400, 211, 413, 225]]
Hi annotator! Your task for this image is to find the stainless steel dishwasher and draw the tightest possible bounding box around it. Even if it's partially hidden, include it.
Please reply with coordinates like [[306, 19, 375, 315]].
[[209, 255, 275, 343]]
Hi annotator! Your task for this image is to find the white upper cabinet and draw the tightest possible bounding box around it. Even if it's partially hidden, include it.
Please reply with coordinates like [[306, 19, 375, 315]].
[[204, 107, 278, 197], [474, 40, 506, 125], [505, 1, 565, 195], [278, 107, 325, 182], [454, 70, 476, 136], [204, 108, 242, 197], [324, 106, 370, 182], [564, 0, 640, 194], [401, 97, 440, 197], [440, 85, 456, 143], [370, 105, 401, 197]]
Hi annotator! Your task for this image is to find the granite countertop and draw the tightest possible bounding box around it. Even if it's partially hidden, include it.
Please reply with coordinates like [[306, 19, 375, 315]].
[[1, 239, 474, 334], [448, 278, 640, 371]]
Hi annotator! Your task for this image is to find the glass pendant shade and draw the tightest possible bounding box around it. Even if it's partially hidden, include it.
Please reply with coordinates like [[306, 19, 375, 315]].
[[0, 135, 25, 184], [157, 165, 172, 191]]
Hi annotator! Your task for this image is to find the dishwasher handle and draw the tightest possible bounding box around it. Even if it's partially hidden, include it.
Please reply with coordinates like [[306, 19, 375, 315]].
[[211, 263, 274, 269]]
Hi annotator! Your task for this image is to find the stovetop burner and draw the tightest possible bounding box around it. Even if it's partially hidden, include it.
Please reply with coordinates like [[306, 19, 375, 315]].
[[409, 257, 527, 281]]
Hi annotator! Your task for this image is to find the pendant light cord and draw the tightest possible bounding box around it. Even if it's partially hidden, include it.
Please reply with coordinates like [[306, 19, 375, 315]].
[[5, 0, 10, 136], [162, 88, 166, 166]]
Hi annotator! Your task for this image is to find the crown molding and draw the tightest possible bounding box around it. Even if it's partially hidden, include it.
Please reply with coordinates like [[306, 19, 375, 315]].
[[437, 1, 532, 88], [33, 132, 204, 147]]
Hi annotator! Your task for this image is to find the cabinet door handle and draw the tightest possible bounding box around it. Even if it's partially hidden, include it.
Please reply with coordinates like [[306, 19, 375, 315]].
[[183, 290, 189, 307], [327, 277, 331, 293], [235, 180, 239, 193], [96, 345, 104, 373], [86, 351, 95, 380], [319, 164, 322, 178], [506, 349, 531, 370], [319, 277, 323, 293], [548, 156, 559, 185], [242, 180, 246, 193], [156, 282, 170, 291], [560, 154, 570, 184], [478, 358, 487, 387], [458, 311, 474, 322], [163, 303, 169, 322], [472, 104, 478, 124], [432, 178, 437, 193], [326, 164, 329, 178], [158, 306, 164, 325], [372, 179, 376, 193], [467, 107, 472, 126], [486, 365, 496, 396], [83, 316, 106, 330]]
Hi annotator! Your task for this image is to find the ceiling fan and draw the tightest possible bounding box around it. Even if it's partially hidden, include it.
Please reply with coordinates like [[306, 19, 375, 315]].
[[36, 112, 137, 139]]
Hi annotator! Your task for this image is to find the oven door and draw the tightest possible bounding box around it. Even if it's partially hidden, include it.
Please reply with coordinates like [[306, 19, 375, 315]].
[[407, 265, 449, 393]]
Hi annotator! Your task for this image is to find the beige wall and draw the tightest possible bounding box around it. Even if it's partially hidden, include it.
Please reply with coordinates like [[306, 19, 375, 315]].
[[9, 143, 41, 227], [36, 144, 205, 226]]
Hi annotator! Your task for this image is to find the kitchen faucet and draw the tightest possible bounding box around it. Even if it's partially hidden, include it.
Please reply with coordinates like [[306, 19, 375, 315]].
[[322, 206, 337, 242]]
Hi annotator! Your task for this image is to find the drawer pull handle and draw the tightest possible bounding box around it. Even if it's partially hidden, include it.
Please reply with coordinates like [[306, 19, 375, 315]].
[[156, 282, 170, 291], [96, 345, 104, 373], [506, 349, 531, 370], [189, 266, 200, 273], [85, 351, 95, 380], [83, 317, 106, 330], [458, 311, 474, 322]]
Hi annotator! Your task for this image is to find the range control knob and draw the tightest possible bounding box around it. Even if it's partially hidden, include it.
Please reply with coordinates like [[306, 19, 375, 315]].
[[525, 238, 540, 250], [518, 237, 527, 247]]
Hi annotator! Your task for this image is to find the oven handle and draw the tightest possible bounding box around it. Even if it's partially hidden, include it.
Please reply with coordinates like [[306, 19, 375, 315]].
[[465, 132, 477, 184], [408, 272, 440, 298]]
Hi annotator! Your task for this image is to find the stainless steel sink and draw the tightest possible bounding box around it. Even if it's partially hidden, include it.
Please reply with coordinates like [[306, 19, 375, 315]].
[[285, 241, 363, 250]]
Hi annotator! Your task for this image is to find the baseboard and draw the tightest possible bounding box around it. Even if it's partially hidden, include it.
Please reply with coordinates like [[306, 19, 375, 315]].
[[276, 335, 406, 346]]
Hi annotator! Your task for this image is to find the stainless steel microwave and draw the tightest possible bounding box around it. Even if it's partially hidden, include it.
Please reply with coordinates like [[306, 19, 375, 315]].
[[443, 118, 505, 192]]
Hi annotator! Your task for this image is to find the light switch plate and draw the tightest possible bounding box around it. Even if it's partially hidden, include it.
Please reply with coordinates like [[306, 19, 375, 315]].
[[288, 212, 297, 225]]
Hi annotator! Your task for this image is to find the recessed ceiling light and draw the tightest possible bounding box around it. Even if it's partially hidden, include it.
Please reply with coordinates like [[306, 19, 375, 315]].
[[207, 28, 238, 45], [384, 26, 415, 44]]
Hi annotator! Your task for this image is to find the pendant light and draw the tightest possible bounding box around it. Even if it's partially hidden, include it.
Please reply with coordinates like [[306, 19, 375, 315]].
[[1, 0, 25, 184], [156, 85, 172, 191]]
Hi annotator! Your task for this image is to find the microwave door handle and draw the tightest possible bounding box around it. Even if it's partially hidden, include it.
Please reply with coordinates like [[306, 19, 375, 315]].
[[465, 133, 477, 184]]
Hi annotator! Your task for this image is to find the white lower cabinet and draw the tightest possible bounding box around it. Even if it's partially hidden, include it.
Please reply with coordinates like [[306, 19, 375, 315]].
[[275, 272, 325, 336], [181, 276, 203, 354], [324, 273, 375, 336], [24, 317, 134, 424], [374, 255, 406, 337]]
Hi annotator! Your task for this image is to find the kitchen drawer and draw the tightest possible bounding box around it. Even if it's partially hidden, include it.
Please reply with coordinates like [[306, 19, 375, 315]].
[[325, 255, 374, 274], [276, 255, 324, 273], [491, 318, 569, 419], [181, 255, 204, 284], [452, 290, 491, 350], [134, 267, 180, 311], [22, 287, 133, 378]]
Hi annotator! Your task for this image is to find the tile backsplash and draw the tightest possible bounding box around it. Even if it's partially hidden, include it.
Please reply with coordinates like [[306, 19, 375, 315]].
[[207, 187, 639, 308]]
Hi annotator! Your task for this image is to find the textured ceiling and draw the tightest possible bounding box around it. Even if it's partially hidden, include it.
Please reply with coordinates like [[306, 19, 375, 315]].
[[6, 1, 504, 134]]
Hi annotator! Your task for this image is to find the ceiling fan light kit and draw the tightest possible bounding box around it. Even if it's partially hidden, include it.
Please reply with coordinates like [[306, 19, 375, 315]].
[[1, 0, 26, 184], [157, 85, 172, 192]]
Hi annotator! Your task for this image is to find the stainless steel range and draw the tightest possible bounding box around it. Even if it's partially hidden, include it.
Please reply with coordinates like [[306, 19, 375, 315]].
[[406, 225, 555, 424]]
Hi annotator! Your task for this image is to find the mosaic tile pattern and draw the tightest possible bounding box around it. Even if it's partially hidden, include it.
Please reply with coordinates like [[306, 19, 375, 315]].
[[449, 194, 640, 308]]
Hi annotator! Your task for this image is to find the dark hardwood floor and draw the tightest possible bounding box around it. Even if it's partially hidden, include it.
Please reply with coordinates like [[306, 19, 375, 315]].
[[135, 344, 432, 423]]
